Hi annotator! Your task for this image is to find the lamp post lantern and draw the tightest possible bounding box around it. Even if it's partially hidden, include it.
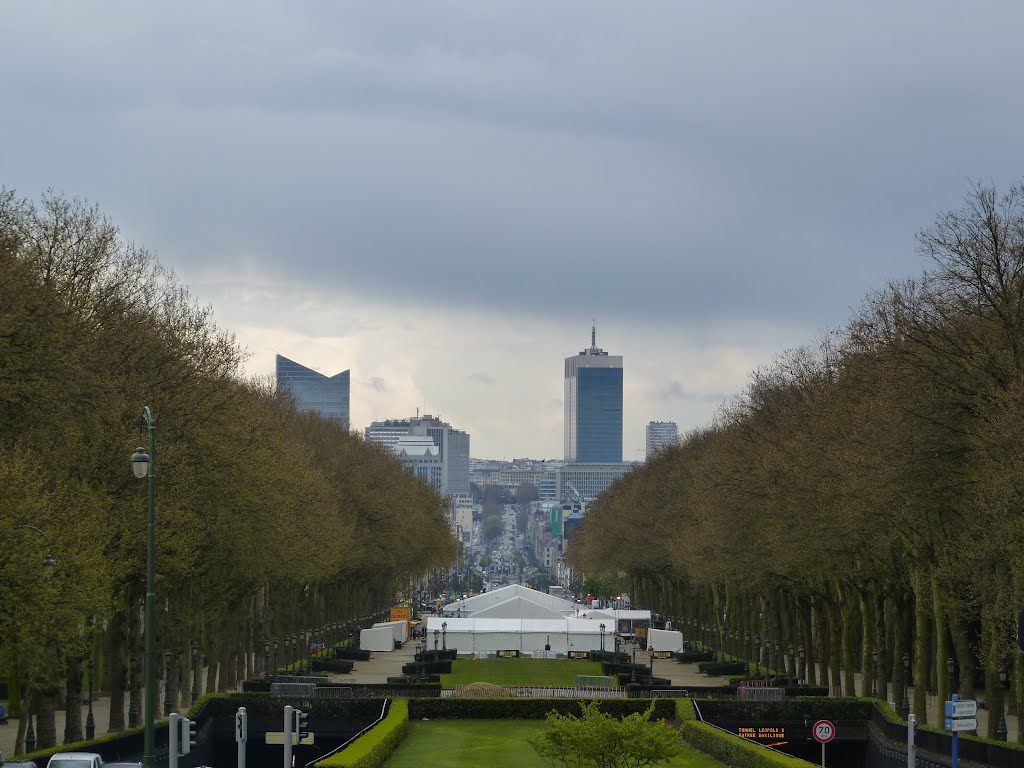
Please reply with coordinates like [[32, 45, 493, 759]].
[[85, 657, 95, 739], [442, 621, 447, 651], [997, 666, 1010, 741], [191, 641, 200, 703], [900, 653, 911, 720], [132, 409, 157, 768]]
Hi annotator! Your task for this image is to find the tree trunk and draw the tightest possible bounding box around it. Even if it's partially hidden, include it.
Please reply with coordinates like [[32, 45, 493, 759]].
[[35, 687, 58, 749], [912, 570, 930, 723], [933, 575, 950, 706], [107, 607, 127, 731], [64, 657, 84, 744]]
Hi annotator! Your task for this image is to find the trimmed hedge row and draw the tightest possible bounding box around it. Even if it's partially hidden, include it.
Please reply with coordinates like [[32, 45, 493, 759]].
[[699, 697, 873, 722], [675, 698, 698, 722], [697, 661, 748, 676], [315, 699, 409, 768], [673, 650, 714, 663], [311, 658, 355, 674], [415, 649, 456, 662], [407, 697, 675, 720], [334, 648, 373, 661], [401, 660, 451, 675], [680, 721, 810, 768]]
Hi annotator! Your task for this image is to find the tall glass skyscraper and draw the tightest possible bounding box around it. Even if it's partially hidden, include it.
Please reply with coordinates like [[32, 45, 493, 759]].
[[275, 354, 350, 427], [564, 326, 623, 463]]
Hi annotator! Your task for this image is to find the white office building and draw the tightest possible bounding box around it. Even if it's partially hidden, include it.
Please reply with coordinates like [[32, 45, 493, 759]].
[[645, 421, 679, 459]]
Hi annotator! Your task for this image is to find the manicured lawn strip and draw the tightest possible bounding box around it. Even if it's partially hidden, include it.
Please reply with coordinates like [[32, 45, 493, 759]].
[[383, 720, 724, 768], [440, 657, 605, 687], [384, 720, 548, 768]]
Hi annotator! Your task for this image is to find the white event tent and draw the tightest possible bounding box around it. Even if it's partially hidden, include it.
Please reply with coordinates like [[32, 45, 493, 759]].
[[424, 616, 614, 655]]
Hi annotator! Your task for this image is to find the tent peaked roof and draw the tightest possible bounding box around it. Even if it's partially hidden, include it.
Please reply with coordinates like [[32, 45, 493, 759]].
[[442, 584, 577, 616], [472, 595, 566, 620]]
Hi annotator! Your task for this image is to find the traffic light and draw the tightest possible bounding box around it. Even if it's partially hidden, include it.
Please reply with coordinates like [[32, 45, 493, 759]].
[[295, 709, 310, 744], [181, 717, 198, 755]]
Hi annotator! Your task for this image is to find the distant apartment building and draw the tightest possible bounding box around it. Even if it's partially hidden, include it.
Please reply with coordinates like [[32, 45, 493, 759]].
[[275, 354, 350, 428], [645, 421, 679, 458], [557, 462, 635, 502], [365, 414, 470, 498], [564, 325, 623, 463], [469, 459, 563, 501]]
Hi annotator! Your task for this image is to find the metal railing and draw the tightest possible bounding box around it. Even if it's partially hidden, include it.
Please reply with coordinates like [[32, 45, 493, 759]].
[[442, 686, 627, 699], [270, 682, 316, 697]]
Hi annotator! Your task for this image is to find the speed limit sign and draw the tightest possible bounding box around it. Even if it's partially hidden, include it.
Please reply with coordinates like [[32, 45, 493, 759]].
[[813, 719, 836, 743]]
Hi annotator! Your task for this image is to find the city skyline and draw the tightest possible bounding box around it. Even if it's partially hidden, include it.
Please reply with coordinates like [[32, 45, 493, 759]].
[[3, 3, 1022, 458]]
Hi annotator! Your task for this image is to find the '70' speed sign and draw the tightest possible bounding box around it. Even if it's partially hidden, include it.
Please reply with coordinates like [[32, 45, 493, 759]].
[[813, 720, 836, 743]]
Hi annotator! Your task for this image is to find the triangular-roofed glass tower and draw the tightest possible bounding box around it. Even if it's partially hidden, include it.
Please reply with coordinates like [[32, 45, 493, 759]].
[[275, 354, 350, 427]]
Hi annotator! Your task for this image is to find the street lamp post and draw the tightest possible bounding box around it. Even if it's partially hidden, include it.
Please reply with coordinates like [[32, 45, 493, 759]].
[[744, 631, 751, 675], [131, 406, 158, 768], [191, 641, 200, 703], [798, 645, 806, 685], [442, 621, 447, 651], [900, 653, 911, 720], [600, 623, 606, 654], [947, 657, 956, 698], [754, 634, 761, 677], [85, 657, 95, 739], [997, 667, 1010, 741], [773, 640, 780, 676], [789, 644, 795, 679], [434, 628, 439, 651], [273, 639, 279, 675], [263, 640, 270, 681], [871, 649, 879, 698]]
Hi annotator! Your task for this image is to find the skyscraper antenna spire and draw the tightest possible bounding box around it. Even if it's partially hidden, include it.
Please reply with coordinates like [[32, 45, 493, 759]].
[[591, 319, 596, 349]]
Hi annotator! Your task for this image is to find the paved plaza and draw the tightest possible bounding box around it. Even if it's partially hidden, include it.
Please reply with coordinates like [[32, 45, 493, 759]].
[[2, 645, 1017, 759]]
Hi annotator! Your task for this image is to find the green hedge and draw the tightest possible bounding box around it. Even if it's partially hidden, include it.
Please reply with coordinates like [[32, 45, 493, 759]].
[[675, 699, 697, 722], [311, 658, 355, 674], [697, 697, 873, 722], [315, 699, 409, 768], [407, 697, 675, 720], [680, 721, 810, 768]]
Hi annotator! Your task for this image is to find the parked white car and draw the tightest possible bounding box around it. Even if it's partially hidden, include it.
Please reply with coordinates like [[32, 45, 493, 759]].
[[46, 753, 103, 768]]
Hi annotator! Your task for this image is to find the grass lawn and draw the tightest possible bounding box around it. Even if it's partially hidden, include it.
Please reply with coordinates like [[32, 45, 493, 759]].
[[440, 657, 606, 687], [384, 720, 724, 768]]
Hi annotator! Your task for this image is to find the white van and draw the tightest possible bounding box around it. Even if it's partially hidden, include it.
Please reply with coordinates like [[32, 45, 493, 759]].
[[46, 753, 103, 768]]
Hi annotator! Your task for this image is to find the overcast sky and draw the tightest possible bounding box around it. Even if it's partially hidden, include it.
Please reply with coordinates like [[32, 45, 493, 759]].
[[4, 2, 1023, 459]]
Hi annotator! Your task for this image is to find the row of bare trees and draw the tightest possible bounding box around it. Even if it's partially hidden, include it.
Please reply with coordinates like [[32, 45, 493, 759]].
[[570, 181, 1024, 739], [0, 190, 458, 750]]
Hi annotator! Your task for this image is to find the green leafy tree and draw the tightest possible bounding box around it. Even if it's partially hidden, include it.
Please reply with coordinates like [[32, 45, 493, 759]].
[[528, 701, 681, 768]]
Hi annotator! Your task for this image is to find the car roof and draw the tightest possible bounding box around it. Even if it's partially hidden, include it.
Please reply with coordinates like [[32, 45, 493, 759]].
[[48, 755, 101, 760]]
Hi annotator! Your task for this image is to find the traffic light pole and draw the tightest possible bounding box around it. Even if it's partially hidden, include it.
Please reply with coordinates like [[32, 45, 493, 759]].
[[168, 714, 179, 768], [235, 707, 248, 768], [283, 705, 293, 768]]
